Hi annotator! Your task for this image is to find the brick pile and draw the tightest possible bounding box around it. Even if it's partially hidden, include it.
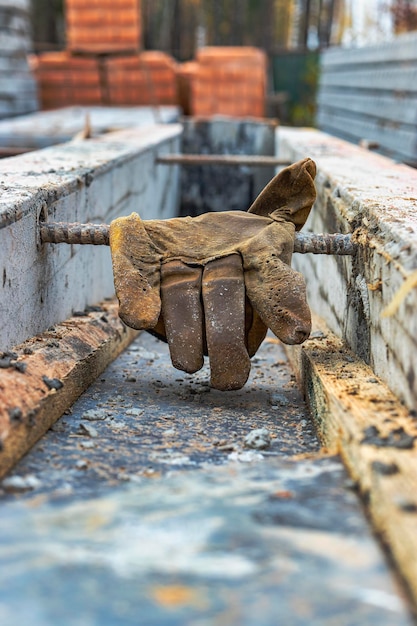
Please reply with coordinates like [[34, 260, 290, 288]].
[[33, 0, 178, 109], [33, 1, 266, 117], [32, 51, 102, 110], [106, 52, 178, 106], [177, 47, 267, 118], [66, 0, 141, 54]]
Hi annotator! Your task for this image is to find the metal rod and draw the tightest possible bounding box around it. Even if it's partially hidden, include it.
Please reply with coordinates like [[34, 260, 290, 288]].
[[40, 222, 110, 246], [0, 146, 35, 158], [293, 232, 355, 255], [40, 222, 357, 255], [156, 154, 293, 167]]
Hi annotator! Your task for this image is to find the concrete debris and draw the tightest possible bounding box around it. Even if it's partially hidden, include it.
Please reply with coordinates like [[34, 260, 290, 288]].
[[80, 441, 96, 449], [82, 409, 107, 421], [269, 392, 290, 407], [228, 450, 265, 463], [78, 423, 98, 438], [42, 376, 64, 391], [244, 428, 271, 450], [130, 347, 159, 360], [110, 421, 126, 430], [125, 408, 144, 417], [2, 474, 41, 493]]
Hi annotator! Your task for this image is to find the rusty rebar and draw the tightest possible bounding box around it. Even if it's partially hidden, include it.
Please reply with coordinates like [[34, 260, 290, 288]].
[[40, 222, 110, 246], [40, 221, 357, 255], [293, 232, 354, 255], [156, 154, 292, 167]]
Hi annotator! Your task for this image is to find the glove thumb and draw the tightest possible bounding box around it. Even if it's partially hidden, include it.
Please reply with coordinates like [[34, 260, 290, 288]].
[[110, 213, 162, 330], [248, 157, 316, 231]]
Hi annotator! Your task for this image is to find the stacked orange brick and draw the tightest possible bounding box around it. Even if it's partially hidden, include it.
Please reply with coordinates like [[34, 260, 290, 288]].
[[66, 0, 141, 54], [33, 51, 102, 109], [106, 51, 178, 106], [178, 47, 267, 118], [33, 0, 178, 109], [33, 3, 266, 117]]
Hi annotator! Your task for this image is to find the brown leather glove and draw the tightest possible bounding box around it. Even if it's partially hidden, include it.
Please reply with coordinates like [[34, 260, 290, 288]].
[[110, 158, 316, 391]]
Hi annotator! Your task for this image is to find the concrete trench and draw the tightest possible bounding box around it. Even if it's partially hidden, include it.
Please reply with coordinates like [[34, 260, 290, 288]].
[[0, 333, 414, 625], [0, 108, 416, 624]]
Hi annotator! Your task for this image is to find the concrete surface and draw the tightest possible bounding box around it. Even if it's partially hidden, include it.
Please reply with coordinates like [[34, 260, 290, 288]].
[[0, 105, 180, 149], [0, 332, 414, 625], [0, 300, 139, 480], [0, 123, 182, 350], [286, 314, 417, 610], [0, 0, 38, 119], [278, 126, 417, 411]]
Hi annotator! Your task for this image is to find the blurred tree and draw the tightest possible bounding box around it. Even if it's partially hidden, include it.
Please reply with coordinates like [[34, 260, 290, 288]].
[[318, 0, 336, 47], [274, 0, 294, 49], [142, 0, 289, 59], [300, 0, 312, 47], [30, 0, 342, 58], [391, 0, 417, 32]]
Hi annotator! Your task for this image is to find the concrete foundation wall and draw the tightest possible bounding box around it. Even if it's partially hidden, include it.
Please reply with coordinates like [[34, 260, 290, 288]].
[[0, 106, 180, 150], [0, 123, 182, 351], [0, 0, 38, 119], [278, 127, 417, 410], [180, 116, 276, 215]]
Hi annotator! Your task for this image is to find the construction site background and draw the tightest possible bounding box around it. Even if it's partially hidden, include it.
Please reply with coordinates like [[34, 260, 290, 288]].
[[5, 0, 417, 125]]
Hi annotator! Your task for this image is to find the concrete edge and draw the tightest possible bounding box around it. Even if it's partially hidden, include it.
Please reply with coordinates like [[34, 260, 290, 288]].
[[286, 317, 417, 609], [0, 123, 183, 229], [277, 125, 417, 411], [0, 300, 138, 480], [0, 122, 182, 351]]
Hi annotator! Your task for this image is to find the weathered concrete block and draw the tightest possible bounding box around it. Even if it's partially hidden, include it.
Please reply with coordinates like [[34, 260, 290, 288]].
[[180, 116, 276, 216], [278, 127, 417, 410], [0, 124, 182, 351], [0, 0, 30, 11], [0, 105, 180, 149], [0, 0, 38, 119]]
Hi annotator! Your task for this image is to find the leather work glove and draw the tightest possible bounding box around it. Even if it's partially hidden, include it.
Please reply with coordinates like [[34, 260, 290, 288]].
[[110, 158, 316, 391]]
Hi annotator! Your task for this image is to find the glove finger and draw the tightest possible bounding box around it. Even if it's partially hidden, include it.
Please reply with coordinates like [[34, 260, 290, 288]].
[[160, 260, 204, 374], [245, 257, 311, 345], [202, 255, 251, 391], [146, 313, 167, 343], [245, 300, 268, 357], [109, 213, 162, 329]]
